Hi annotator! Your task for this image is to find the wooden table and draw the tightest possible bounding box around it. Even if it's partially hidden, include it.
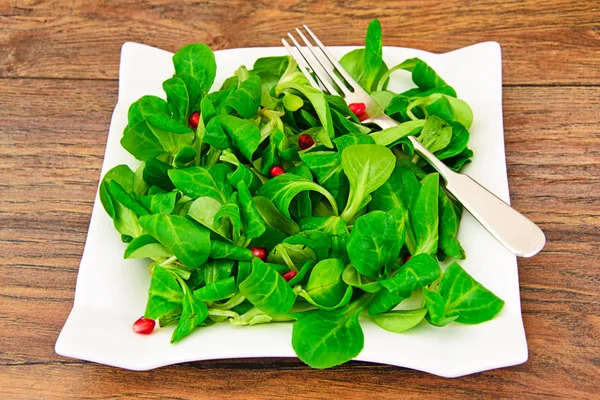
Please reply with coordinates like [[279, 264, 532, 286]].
[[1, 1, 599, 398]]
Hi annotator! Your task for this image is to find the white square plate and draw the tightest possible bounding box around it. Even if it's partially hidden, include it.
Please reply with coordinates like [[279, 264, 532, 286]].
[[56, 42, 527, 377]]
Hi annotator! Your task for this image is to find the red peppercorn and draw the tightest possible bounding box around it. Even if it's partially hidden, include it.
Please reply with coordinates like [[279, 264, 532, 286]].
[[132, 316, 155, 335], [270, 165, 285, 177], [250, 247, 268, 260], [188, 111, 200, 129], [348, 102, 367, 116], [357, 112, 369, 122], [282, 270, 298, 282], [403, 254, 412, 263], [298, 134, 315, 150]]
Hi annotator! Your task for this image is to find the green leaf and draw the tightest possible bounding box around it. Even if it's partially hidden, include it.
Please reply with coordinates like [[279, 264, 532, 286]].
[[347, 211, 402, 279], [194, 277, 236, 302], [370, 120, 425, 147], [163, 76, 190, 121], [378, 58, 448, 93], [302, 258, 351, 309], [138, 96, 193, 136], [210, 115, 261, 161], [300, 216, 349, 262], [100, 165, 143, 238], [258, 174, 338, 219], [201, 259, 234, 285], [168, 164, 233, 203], [339, 48, 389, 94], [127, 101, 144, 126], [409, 94, 473, 129], [418, 116, 453, 154], [371, 308, 427, 333], [253, 196, 300, 237], [437, 263, 505, 324], [143, 158, 175, 192], [137, 191, 179, 214], [423, 289, 458, 327], [238, 258, 296, 315], [121, 120, 165, 161], [412, 173, 439, 256], [398, 169, 422, 210], [364, 19, 383, 92], [282, 92, 304, 111], [100, 165, 135, 218], [236, 261, 253, 285], [276, 82, 334, 148], [342, 264, 382, 293], [158, 307, 183, 328], [112, 203, 142, 238], [412, 59, 449, 91], [370, 166, 413, 212], [340, 144, 395, 221], [230, 306, 290, 326], [209, 240, 253, 261], [108, 180, 149, 216], [214, 192, 243, 241], [287, 260, 316, 287], [220, 150, 262, 194], [435, 121, 470, 161], [292, 296, 369, 369], [224, 74, 262, 118], [172, 44, 216, 92], [144, 266, 183, 320], [124, 234, 172, 259], [284, 230, 331, 261], [438, 189, 466, 260], [139, 214, 211, 269], [206, 86, 236, 114], [177, 73, 203, 114], [250, 64, 279, 108], [332, 109, 370, 135], [171, 288, 209, 343], [395, 158, 427, 179], [446, 147, 474, 172], [300, 151, 349, 211], [260, 128, 297, 175], [187, 196, 229, 239], [237, 180, 266, 239], [252, 56, 290, 78], [367, 289, 409, 316], [200, 96, 217, 127], [333, 133, 375, 153], [371, 90, 395, 109], [299, 108, 319, 128], [204, 115, 231, 150], [380, 253, 441, 292], [267, 242, 317, 270], [173, 145, 197, 168], [299, 286, 353, 311]]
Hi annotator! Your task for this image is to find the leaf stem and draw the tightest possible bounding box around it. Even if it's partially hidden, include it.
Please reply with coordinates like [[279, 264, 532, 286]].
[[211, 293, 246, 310], [279, 247, 297, 271], [208, 308, 239, 318], [160, 255, 178, 266]]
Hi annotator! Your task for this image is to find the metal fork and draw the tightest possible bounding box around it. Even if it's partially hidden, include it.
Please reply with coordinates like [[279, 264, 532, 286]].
[[283, 26, 546, 258]]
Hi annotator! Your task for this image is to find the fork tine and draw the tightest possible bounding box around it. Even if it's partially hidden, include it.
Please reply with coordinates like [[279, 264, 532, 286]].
[[281, 38, 320, 90], [294, 28, 352, 97], [303, 25, 369, 96], [286, 32, 338, 95]]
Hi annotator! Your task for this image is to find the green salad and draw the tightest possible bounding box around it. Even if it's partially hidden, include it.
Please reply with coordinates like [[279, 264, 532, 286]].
[[100, 19, 504, 369]]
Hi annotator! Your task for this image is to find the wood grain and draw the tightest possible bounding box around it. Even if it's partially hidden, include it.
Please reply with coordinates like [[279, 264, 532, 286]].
[[0, 0, 599, 84], [1, 1, 599, 398]]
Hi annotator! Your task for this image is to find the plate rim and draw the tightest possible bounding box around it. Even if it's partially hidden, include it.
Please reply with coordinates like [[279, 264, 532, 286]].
[[56, 41, 527, 378]]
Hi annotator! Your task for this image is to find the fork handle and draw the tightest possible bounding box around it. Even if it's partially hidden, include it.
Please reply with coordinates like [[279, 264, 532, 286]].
[[373, 115, 546, 257]]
